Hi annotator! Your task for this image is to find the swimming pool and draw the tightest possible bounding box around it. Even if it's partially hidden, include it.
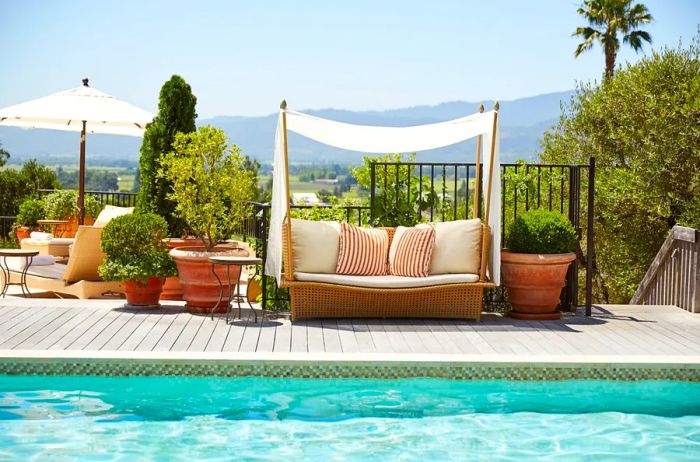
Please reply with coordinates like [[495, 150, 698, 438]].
[[1, 376, 699, 460]]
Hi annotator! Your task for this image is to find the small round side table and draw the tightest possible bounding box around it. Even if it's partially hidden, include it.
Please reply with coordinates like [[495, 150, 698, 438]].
[[37, 219, 70, 237], [208, 256, 264, 323], [0, 249, 39, 297]]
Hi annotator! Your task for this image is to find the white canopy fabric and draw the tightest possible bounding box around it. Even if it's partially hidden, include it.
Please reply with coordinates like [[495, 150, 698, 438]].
[[266, 108, 502, 286], [0, 85, 153, 136]]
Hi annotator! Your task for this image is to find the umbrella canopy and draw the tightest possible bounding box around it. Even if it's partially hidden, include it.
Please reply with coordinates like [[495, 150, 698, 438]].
[[0, 79, 154, 222]]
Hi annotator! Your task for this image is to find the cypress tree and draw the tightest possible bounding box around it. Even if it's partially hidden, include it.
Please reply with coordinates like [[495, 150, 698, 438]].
[[136, 75, 197, 236]]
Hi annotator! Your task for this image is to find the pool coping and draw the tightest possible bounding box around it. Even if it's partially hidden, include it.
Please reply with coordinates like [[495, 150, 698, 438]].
[[2, 350, 699, 381]]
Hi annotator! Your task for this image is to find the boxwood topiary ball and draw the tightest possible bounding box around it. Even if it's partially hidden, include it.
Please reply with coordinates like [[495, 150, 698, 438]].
[[506, 209, 578, 254]]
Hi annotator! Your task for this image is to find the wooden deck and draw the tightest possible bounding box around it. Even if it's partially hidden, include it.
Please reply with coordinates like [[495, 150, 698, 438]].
[[1, 299, 699, 357]]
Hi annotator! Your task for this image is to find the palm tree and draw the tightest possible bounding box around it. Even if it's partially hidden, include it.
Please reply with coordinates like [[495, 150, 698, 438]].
[[573, 0, 653, 80]]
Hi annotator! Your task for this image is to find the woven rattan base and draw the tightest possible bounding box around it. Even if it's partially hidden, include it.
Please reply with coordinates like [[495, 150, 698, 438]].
[[285, 281, 491, 321]]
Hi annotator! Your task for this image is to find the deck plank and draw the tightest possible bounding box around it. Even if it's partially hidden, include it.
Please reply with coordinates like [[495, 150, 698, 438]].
[[221, 319, 247, 352], [13, 307, 84, 349], [1, 307, 74, 349], [152, 313, 189, 352], [32, 308, 101, 350], [290, 320, 308, 353], [336, 320, 360, 354], [272, 317, 292, 353], [255, 319, 277, 353], [84, 312, 135, 351], [351, 320, 376, 354], [169, 315, 206, 352], [321, 319, 342, 354], [135, 314, 178, 352], [2, 300, 700, 358], [306, 320, 325, 353], [365, 320, 394, 353], [204, 317, 230, 353], [188, 316, 219, 352], [118, 313, 164, 351], [49, 308, 112, 350], [66, 309, 124, 351]]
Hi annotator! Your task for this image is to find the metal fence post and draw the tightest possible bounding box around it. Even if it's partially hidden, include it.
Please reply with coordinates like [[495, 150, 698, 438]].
[[586, 157, 595, 316], [370, 162, 376, 223]]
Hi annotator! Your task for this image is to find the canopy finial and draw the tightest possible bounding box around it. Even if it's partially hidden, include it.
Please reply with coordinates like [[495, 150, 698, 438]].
[[82, 78, 89, 87], [494, 101, 500, 111], [479, 104, 485, 113], [280, 99, 287, 110]]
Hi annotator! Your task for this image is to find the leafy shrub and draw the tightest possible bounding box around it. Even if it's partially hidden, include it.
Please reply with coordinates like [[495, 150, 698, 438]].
[[159, 126, 255, 250], [15, 198, 45, 228], [98, 213, 177, 282], [43, 190, 103, 220], [506, 209, 577, 254]]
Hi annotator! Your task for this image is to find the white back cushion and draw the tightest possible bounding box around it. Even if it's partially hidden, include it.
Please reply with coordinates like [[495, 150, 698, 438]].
[[93, 205, 134, 228], [429, 219, 482, 275], [290, 219, 341, 274]]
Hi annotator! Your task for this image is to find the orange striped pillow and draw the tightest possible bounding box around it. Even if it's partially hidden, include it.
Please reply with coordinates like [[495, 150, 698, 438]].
[[336, 223, 389, 275], [388, 226, 435, 277]]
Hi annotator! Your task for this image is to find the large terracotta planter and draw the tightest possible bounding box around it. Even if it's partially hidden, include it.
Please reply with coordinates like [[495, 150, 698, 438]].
[[160, 238, 203, 301], [61, 215, 95, 238], [124, 277, 165, 306], [170, 244, 249, 314], [501, 250, 576, 320], [15, 226, 34, 242]]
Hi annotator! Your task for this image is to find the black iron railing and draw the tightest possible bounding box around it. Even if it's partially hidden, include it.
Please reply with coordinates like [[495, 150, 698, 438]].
[[0, 216, 16, 243], [368, 159, 595, 315], [37, 189, 138, 207]]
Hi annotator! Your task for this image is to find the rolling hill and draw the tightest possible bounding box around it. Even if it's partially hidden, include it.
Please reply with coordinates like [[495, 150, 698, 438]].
[[0, 90, 574, 167]]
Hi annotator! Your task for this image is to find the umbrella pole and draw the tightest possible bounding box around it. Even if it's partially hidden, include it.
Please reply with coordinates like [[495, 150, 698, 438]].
[[78, 121, 86, 225]]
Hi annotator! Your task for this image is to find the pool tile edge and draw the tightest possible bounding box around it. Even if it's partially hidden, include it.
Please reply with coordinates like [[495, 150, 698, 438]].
[[1, 350, 699, 381]]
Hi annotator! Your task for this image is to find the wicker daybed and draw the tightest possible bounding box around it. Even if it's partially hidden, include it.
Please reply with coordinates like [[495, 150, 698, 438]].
[[281, 220, 495, 321], [268, 101, 502, 321]]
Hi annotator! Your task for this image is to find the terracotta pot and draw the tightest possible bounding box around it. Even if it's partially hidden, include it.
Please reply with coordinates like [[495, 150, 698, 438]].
[[60, 215, 95, 238], [160, 237, 203, 301], [170, 244, 249, 314], [501, 250, 576, 320], [15, 226, 33, 242], [124, 277, 165, 306]]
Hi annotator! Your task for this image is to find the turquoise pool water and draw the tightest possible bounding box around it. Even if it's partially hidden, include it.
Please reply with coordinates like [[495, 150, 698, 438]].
[[0, 376, 699, 461]]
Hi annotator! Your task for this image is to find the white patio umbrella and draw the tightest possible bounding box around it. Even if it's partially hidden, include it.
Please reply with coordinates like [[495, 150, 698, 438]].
[[0, 79, 154, 223]]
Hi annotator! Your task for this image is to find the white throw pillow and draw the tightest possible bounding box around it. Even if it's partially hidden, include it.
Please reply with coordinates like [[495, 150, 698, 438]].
[[429, 219, 482, 275], [93, 205, 134, 228], [290, 219, 341, 274]]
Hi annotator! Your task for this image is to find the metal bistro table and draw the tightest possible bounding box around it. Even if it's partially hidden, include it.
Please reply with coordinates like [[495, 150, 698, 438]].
[[0, 249, 39, 297], [209, 256, 264, 323]]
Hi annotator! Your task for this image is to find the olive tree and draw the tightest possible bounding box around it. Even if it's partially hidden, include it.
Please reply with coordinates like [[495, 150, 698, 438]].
[[540, 36, 700, 302]]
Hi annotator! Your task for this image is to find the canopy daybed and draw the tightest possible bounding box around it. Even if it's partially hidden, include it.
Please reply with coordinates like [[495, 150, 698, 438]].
[[266, 101, 502, 320]]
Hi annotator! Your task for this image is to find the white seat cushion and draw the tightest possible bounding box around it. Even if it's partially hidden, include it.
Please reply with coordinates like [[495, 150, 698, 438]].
[[429, 219, 482, 275], [294, 272, 479, 289], [93, 205, 134, 228], [21, 237, 74, 246], [291, 219, 340, 274]]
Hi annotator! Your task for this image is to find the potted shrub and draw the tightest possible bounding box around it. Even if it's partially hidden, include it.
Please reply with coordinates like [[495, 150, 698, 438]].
[[159, 126, 256, 313], [43, 190, 104, 236], [501, 209, 578, 320], [14, 198, 45, 241], [98, 213, 178, 306]]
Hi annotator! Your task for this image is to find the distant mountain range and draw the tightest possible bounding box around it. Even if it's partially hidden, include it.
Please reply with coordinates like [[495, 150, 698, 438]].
[[0, 90, 574, 167]]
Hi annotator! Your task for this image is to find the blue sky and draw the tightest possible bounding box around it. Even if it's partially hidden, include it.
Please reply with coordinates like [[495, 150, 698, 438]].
[[1, 0, 698, 117]]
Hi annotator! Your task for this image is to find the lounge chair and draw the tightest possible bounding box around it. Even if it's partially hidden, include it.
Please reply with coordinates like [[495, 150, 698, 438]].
[[7, 226, 124, 299]]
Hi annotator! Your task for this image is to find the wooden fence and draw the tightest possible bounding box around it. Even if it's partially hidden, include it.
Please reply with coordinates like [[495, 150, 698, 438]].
[[631, 226, 699, 313]]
